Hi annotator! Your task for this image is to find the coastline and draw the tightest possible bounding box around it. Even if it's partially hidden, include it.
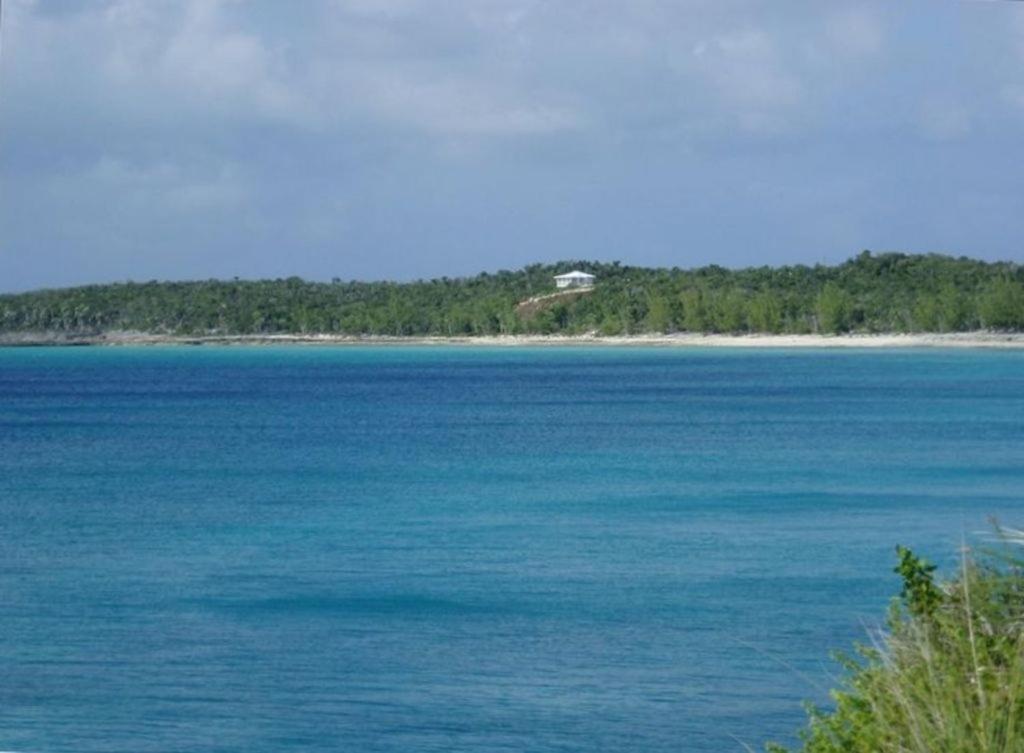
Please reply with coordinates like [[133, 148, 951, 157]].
[[3, 330, 1024, 348]]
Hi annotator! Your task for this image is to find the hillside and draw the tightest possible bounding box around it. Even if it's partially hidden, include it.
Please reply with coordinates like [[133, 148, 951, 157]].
[[2, 252, 1024, 337]]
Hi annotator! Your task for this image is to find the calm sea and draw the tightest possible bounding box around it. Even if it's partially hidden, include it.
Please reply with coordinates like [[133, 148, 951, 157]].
[[2, 346, 1023, 753]]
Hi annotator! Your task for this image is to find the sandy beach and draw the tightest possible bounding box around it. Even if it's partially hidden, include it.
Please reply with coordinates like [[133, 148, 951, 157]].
[[4, 330, 1024, 348]]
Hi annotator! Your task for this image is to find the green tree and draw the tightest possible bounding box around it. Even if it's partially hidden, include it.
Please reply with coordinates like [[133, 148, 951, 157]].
[[3, 253, 1023, 338], [936, 283, 969, 332], [980, 279, 1024, 330], [680, 289, 707, 332], [645, 294, 672, 333], [748, 292, 783, 333], [816, 283, 852, 334], [912, 293, 941, 332], [711, 290, 748, 333]]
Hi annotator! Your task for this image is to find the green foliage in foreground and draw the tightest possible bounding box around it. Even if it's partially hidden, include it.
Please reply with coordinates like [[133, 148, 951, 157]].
[[3, 251, 1024, 336], [767, 537, 1024, 753]]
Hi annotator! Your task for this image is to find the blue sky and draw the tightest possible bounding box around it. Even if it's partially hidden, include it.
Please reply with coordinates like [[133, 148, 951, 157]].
[[2, 0, 1023, 291]]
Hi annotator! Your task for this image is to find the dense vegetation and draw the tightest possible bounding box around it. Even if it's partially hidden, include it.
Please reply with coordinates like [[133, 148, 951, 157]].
[[2, 251, 1024, 337], [767, 536, 1024, 753]]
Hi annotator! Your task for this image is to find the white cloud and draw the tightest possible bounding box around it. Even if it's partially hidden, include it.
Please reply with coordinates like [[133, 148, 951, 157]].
[[690, 29, 804, 133], [332, 0, 425, 20], [6, 0, 1024, 291], [334, 64, 584, 137], [1, 0, 903, 147], [97, 0, 317, 126], [824, 8, 884, 58]]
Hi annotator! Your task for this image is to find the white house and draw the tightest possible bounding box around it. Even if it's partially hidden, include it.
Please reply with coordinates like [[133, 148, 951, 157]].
[[554, 270, 596, 289]]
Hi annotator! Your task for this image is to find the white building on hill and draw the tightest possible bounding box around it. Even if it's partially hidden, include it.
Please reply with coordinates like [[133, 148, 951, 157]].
[[554, 271, 596, 289]]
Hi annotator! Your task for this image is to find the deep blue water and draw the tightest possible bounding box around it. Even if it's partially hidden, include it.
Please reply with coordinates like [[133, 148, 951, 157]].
[[2, 346, 1024, 753]]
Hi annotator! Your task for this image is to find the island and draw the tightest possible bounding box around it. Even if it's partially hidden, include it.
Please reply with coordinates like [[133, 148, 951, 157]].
[[2, 251, 1023, 345]]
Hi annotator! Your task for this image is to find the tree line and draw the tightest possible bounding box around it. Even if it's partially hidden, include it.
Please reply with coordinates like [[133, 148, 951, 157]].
[[2, 251, 1023, 336]]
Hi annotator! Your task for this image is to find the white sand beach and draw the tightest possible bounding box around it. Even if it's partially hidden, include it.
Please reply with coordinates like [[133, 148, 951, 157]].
[[4, 331, 1024, 348]]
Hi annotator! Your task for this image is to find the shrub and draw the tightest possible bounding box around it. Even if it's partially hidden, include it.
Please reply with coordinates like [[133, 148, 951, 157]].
[[767, 535, 1024, 753]]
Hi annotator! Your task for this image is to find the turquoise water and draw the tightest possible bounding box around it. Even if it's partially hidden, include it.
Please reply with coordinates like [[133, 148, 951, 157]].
[[2, 346, 1024, 753]]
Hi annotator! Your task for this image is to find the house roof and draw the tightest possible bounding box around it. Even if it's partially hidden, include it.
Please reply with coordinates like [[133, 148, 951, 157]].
[[553, 270, 596, 279]]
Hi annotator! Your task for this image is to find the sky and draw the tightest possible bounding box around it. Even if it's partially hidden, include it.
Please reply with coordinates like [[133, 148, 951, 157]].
[[2, 0, 1024, 291]]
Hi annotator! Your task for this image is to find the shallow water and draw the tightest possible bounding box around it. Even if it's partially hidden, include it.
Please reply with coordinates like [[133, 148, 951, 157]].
[[2, 346, 1023, 753]]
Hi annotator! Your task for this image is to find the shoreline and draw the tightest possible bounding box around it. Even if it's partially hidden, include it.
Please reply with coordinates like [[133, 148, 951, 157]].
[[3, 331, 1024, 349]]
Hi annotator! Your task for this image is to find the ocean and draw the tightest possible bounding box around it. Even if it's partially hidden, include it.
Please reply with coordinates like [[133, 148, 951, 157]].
[[2, 346, 1023, 753]]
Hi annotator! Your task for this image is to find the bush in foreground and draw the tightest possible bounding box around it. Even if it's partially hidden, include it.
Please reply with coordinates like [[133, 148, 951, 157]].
[[767, 534, 1024, 753]]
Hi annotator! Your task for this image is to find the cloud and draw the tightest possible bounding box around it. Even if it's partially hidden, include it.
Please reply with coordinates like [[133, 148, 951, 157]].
[[824, 8, 884, 58], [97, 0, 317, 127], [105, 158, 250, 211], [0, 0, 896, 146], [333, 64, 584, 137], [690, 29, 804, 133], [3, 0, 1024, 291]]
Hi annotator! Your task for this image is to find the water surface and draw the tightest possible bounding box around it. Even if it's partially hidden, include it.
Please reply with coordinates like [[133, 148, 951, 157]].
[[2, 346, 1023, 752]]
